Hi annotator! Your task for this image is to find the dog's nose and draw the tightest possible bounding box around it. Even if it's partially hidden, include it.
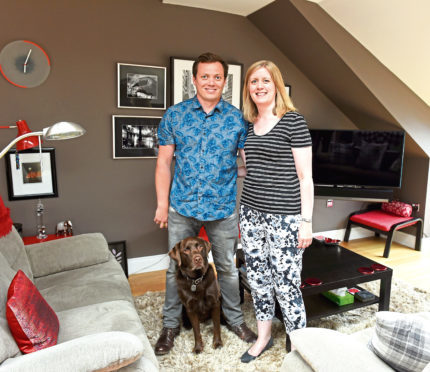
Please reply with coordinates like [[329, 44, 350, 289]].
[[193, 255, 203, 265]]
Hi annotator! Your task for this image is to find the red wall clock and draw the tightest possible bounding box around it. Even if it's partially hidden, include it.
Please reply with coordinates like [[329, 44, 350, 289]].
[[0, 40, 51, 88]]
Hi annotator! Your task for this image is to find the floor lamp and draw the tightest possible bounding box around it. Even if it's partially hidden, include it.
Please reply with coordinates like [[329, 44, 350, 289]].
[[0, 120, 86, 238]]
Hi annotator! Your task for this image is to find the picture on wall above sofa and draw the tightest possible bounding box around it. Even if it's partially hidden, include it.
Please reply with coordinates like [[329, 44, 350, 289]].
[[117, 63, 166, 110], [170, 57, 243, 109], [4, 148, 58, 201], [112, 115, 161, 159]]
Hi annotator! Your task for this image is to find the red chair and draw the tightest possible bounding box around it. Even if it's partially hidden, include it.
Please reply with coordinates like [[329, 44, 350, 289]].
[[344, 203, 423, 258]]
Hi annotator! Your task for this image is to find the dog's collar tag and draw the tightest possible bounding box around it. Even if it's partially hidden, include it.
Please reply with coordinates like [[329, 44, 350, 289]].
[[189, 275, 204, 292]]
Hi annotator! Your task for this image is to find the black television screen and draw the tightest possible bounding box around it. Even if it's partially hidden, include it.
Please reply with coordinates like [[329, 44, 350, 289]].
[[310, 129, 405, 189]]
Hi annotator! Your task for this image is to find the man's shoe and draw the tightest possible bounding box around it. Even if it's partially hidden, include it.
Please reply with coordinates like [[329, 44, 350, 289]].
[[227, 323, 257, 343], [240, 336, 274, 363], [154, 327, 180, 355]]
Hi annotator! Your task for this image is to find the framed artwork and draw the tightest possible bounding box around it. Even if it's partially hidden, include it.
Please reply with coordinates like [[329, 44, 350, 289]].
[[108, 240, 128, 277], [4, 148, 58, 201], [285, 84, 291, 97], [117, 63, 166, 109], [170, 57, 243, 109], [112, 115, 161, 159]]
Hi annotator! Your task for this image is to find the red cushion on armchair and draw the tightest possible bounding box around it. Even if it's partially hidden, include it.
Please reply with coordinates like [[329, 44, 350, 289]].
[[381, 201, 412, 217], [6, 270, 59, 354], [350, 210, 416, 232]]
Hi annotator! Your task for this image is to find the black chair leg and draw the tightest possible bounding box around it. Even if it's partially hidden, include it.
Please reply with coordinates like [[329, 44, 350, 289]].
[[383, 230, 394, 258], [344, 220, 353, 242], [415, 220, 423, 251], [286, 333, 291, 352]]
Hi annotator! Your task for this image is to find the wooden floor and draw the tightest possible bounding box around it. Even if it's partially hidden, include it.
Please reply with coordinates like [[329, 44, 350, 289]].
[[128, 237, 430, 296]]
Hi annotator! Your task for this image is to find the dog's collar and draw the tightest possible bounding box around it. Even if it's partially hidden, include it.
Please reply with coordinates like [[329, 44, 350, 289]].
[[187, 274, 204, 292]]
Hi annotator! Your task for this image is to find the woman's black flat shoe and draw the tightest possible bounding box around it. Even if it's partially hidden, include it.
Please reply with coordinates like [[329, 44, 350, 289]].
[[240, 336, 274, 363]]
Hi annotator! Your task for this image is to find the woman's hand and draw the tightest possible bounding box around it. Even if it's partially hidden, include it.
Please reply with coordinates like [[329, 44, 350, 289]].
[[298, 222, 313, 249]]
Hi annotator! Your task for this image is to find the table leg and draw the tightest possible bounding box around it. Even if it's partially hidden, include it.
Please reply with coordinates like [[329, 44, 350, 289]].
[[378, 271, 392, 311]]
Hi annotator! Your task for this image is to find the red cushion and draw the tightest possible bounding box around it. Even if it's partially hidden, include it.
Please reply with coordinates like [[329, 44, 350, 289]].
[[381, 201, 412, 217], [6, 270, 59, 354], [350, 210, 417, 232], [0, 195, 13, 238]]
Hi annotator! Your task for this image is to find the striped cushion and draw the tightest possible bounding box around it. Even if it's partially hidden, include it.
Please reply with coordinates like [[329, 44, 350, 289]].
[[369, 312, 430, 372]]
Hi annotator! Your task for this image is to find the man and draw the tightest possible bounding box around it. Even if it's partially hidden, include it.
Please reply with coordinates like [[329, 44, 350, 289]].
[[154, 52, 256, 355]]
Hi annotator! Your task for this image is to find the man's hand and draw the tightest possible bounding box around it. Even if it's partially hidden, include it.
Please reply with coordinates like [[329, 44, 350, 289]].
[[237, 165, 247, 177], [154, 206, 168, 229], [298, 222, 312, 249]]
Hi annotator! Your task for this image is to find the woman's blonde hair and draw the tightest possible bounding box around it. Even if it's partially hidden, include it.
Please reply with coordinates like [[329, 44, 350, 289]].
[[242, 60, 296, 123]]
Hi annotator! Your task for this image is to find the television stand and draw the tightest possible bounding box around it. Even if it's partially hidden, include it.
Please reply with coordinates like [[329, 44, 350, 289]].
[[315, 185, 393, 201]]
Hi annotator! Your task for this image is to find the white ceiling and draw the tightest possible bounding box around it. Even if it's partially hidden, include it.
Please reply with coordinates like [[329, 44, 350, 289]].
[[162, 0, 275, 16]]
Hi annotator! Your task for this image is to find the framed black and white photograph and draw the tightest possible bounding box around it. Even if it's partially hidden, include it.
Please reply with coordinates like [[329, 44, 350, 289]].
[[5, 148, 58, 201], [170, 57, 243, 109], [112, 115, 161, 159], [117, 63, 166, 109], [285, 84, 291, 97]]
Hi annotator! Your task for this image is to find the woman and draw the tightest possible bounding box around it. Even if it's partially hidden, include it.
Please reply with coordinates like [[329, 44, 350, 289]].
[[239, 60, 314, 363]]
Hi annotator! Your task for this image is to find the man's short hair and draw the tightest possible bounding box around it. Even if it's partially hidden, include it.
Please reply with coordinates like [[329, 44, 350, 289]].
[[192, 52, 228, 78]]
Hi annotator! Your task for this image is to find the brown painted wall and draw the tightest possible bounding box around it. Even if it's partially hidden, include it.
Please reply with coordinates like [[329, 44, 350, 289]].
[[0, 0, 355, 259]]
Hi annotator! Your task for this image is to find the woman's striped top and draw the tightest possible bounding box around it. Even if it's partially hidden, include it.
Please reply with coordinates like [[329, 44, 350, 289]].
[[240, 111, 312, 215]]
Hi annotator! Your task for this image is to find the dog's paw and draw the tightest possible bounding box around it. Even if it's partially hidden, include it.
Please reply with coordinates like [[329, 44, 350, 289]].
[[212, 338, 223, 349], [193, 343, 204, 354]]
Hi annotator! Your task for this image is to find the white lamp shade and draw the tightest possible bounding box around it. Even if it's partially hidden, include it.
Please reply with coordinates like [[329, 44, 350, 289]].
[[43, 121, 86, 140]]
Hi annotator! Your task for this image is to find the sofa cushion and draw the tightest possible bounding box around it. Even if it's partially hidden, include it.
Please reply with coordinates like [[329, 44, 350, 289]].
[[36, 255, 133, 312], [289, 327, 394, 372], [0, 332, 144, 372], [0, 252, 16, 316], [369, 311, 430, 372], [7, 270, 59, 354], [25, 233, 110, 278], [0, 227, 33, 280], [56, 299, 158, 370], [0, 318, 21, 364]]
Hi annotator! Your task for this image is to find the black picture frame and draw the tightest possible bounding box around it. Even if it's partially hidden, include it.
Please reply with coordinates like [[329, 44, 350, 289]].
[[117, 63, 166, 109], [170, 57, 243, 109], [112, 115, 161, 159], [108, 240, 128, 277], [5, 148, 58, 201], [285, 84, 292, 97]]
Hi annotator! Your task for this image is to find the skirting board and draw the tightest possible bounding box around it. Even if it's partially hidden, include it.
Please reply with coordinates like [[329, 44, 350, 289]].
[[127, 227, 429, 275]]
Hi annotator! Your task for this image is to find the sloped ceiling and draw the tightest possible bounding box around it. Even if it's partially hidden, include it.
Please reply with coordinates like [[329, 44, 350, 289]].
[[249, 0, 430, 156], [312, 0, 430, 107]]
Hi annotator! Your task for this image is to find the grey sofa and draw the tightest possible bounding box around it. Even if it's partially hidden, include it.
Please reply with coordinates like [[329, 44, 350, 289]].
[[0, 226, 159, 372]]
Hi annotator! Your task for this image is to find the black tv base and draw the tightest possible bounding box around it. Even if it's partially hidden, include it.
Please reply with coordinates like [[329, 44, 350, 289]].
[[315, 186, 393, 201]]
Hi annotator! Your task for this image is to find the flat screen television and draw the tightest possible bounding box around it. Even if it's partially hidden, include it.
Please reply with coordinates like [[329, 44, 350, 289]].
[[310, 129, 405, 190]]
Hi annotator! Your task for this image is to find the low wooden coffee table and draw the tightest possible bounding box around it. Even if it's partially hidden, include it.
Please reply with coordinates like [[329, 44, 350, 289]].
[[237, 239, 392, 321]]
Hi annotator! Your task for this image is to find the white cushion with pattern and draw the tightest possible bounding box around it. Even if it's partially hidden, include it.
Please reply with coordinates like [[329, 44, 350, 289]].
[[369, 312, 430, 372]]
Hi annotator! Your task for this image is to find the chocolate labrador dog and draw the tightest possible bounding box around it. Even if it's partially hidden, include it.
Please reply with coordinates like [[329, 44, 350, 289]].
[[169, 236, 223, 353]]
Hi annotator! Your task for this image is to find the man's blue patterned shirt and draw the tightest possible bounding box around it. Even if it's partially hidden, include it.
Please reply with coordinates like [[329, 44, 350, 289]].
[[158, 96, 247, 221]]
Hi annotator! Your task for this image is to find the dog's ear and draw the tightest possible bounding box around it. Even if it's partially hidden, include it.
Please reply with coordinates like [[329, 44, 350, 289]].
[[169, 242, 182, 267], [202, 239, 211, 255]]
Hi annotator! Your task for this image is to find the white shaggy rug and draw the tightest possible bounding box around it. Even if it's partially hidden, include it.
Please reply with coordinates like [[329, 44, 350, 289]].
[[134, 278, 430, 372]]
